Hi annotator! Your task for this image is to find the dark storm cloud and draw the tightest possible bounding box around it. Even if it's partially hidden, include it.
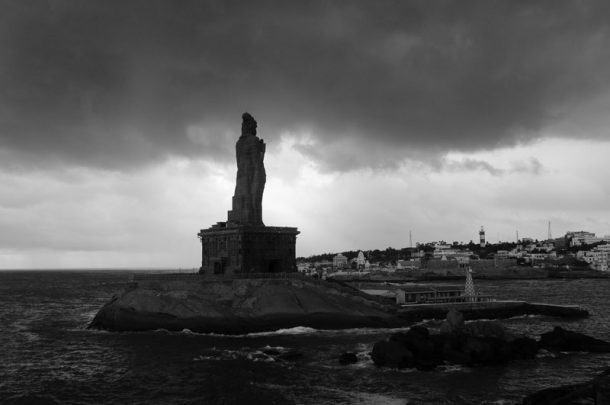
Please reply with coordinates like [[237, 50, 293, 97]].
[[1, 0, 609, 170]]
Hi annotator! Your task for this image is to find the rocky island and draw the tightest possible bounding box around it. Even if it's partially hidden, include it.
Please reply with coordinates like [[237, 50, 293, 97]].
[[89, 113, 403, 334], [88, 273, 404, 334]]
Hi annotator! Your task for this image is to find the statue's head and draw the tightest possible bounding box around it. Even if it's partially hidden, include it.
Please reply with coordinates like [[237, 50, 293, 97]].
[[241, 112, 257, 136]]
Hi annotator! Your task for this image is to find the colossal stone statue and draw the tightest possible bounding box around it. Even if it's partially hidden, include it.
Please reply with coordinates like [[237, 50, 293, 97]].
[[227, 113, 266, 226], [198, 113, 299, 275]]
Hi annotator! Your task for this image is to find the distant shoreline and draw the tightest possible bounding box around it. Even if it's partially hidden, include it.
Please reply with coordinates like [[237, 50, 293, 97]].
[[328, 268, 610, 283]]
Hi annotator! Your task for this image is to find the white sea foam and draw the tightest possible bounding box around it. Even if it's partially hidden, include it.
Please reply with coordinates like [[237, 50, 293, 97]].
[[193, 346, 284, 363], [437, 364, 471, 373], [245, 326, 318, 336], [536, 349, 557, 358]]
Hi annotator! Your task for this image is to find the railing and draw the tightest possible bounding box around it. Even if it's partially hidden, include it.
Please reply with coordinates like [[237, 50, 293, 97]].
[[131, 271, 312, 282], [402, 294, 496, 305]]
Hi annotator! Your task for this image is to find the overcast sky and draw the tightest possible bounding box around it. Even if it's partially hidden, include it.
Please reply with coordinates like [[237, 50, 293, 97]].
[[2, 1, 610, 268]]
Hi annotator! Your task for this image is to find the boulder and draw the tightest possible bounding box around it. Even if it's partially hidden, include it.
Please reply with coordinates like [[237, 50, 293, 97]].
[[390, 326, 433, 355], [522, 382, 591, 405], [461, 335, 513, 365], [540, 326, 610, 352], [522, 368, 610, 404], [372, 311, 545, 371], [440, 308, 465, 335], [338, 352, 358, 365], [371, 340, 414, 368], [389, 326, 443, 370], [510, 337, 540, 360], [462, 320, 506, 339]]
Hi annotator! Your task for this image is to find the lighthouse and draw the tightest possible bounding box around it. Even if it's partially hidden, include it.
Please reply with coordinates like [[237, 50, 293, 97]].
[[479, 226, 486, 248]]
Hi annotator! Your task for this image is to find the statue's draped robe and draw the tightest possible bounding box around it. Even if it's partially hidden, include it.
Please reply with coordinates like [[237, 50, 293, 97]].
[[228, 134, 266, 226]]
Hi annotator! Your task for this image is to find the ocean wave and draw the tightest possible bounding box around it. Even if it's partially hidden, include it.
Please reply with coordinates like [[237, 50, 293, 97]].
[[178, 325, 415, 338], [82, 324, 414, 338], [246, 326, 318, 336], [252, 382, 410, 405], [193, 345, 294, 363], [437, 364, 472, 373]]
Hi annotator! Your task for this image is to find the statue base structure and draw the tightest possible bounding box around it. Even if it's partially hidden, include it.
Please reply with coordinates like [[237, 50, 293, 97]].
[[198, 222, 299, 275]]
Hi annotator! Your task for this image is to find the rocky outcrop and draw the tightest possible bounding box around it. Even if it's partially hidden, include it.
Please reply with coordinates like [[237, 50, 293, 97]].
[[372, 315, 540, 370], [522, 368, 610, 405], [372, 311, 610, 371], [540, 326, 610, 353], [88, 277, 402, 334]]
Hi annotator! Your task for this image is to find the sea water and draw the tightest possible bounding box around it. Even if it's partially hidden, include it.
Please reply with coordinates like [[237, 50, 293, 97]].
[[1, 270, 609, 404]]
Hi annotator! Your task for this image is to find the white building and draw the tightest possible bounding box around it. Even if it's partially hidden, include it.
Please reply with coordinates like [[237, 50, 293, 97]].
[[577, 244, 610, 271], [432, 243, 473, 260], [566, 231, 610, 247], [296, 262, 310, 272], [332, 253, 348, 269], [495, 250, 510, 260], [356, 251, 366, 269]]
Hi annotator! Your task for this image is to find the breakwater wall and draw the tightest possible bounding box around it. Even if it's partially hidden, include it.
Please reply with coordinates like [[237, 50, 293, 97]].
[[397, 300, 589, 322]]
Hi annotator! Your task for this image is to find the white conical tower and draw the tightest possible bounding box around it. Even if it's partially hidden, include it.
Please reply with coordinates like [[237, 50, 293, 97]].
[[464, 267, 476, 301], [479, 226, 486, 248]]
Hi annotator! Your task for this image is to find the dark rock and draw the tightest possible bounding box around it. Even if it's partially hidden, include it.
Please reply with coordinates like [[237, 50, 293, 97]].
[[462, 336, 500, 365], [390, 326, 443, 369], [540, 326, 610, 352], [447, 308, 464, 328], [510, 337, 539, 360], [373, 311, 544, 371], [440, 308, 465, 335], [522, 368, 610, 404], [390, 326, 432, 354], [414, 358, 441, 371], [462, 320, 506, 339], [371, 340, 414, 368], [442, 344, 473, 366], [338, 352, 358, 365], [522, 382, 591, 405]]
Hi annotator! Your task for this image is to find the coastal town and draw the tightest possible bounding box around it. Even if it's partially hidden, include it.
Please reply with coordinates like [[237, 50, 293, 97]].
[[297, 228, 610, 278]]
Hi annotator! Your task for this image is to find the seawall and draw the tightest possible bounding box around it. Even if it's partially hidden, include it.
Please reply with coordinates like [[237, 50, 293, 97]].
[[397, 300, 589, 322]]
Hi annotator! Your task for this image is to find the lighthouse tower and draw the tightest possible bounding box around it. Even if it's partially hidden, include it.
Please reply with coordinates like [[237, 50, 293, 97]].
[[479, 226, 486, 248]]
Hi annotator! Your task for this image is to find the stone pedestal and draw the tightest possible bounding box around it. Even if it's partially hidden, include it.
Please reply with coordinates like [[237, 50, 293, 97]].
[[198, 224, 299, 275]]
